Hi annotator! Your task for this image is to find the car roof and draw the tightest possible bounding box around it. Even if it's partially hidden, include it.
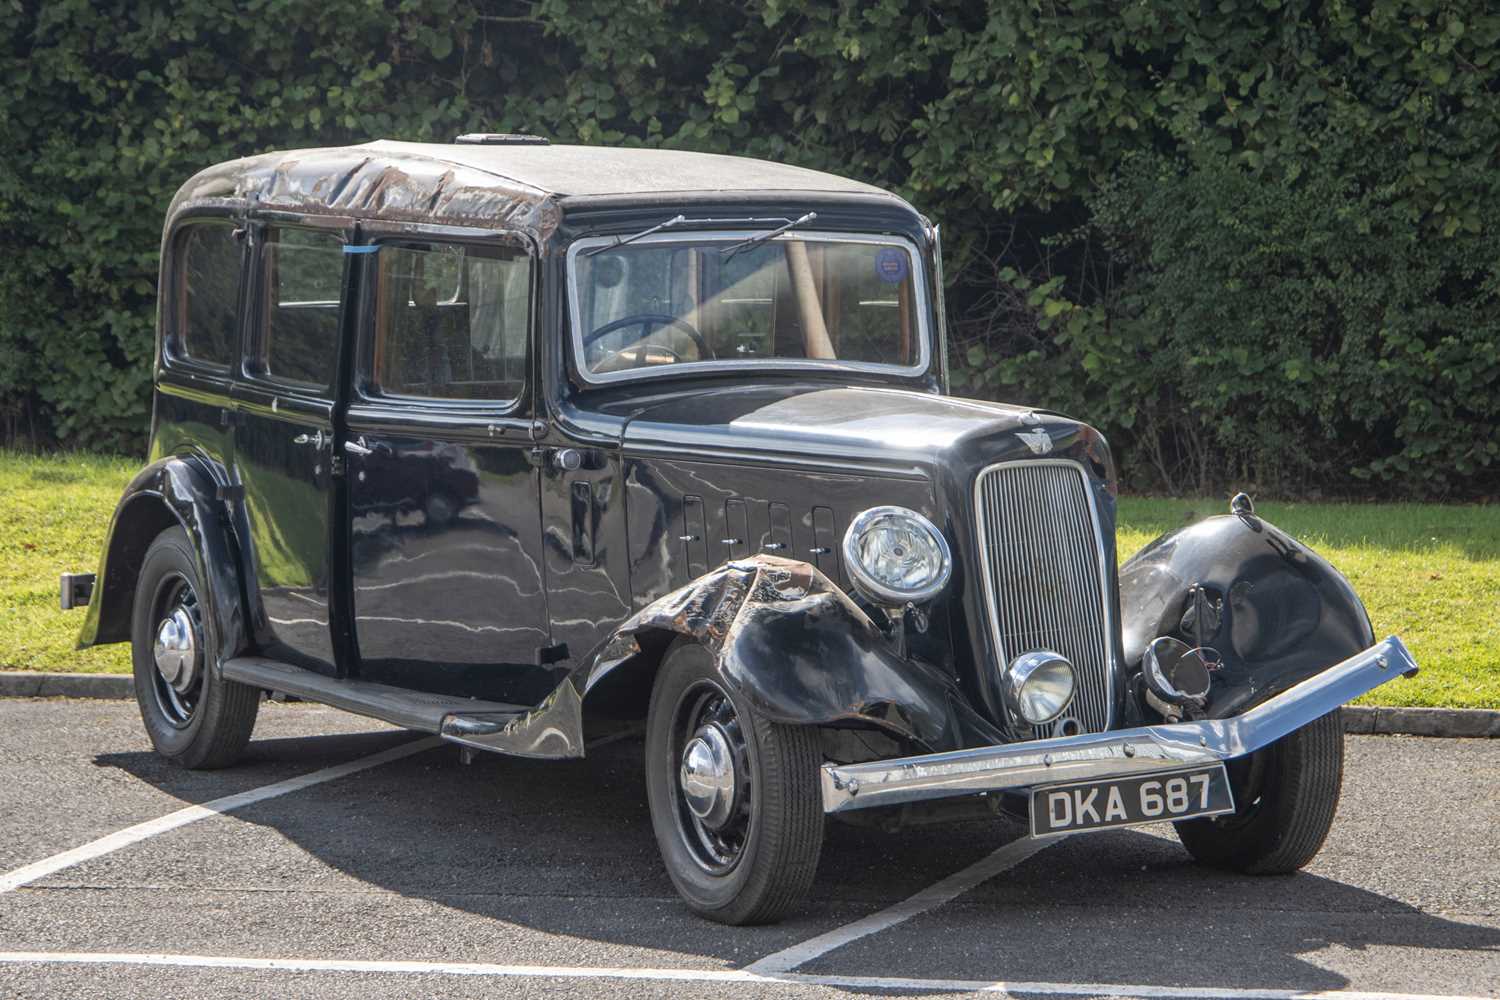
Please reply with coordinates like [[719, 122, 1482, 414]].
[[366, 140, 894, 201], [165, 140, 917, 245]]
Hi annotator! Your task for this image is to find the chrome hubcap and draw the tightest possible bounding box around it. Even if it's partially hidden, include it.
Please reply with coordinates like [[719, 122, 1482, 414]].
[[153, 607, 198, 693], [147, 575, 204, 729], [679, 725, 737, 830], [670, 679, 752, 874]]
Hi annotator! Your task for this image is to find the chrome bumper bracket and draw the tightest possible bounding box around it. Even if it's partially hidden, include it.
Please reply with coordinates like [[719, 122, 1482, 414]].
[[821, 636, 1417, 814]]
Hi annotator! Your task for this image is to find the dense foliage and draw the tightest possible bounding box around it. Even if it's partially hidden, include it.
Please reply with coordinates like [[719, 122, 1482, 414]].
[[3, 0, 1496, 496]]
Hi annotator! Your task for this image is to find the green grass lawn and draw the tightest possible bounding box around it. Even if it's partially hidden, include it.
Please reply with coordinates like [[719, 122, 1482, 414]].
[[1, 449, 1495, 707], [2, 451, 137, 674]]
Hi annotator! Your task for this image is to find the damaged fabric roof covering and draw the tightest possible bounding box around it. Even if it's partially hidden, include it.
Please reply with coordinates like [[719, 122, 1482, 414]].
[[165, 140, 913, 246]]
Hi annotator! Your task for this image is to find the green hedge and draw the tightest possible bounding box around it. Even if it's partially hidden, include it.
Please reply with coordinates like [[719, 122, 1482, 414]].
[[965, 127, 1500, 497], [3, 1, 1497, 496]]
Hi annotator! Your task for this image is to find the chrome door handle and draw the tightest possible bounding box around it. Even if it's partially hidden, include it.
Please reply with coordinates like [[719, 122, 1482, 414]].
[[343, 437, 374, 456], [292, 430, 326, 449], [527, 446, 585, 471]]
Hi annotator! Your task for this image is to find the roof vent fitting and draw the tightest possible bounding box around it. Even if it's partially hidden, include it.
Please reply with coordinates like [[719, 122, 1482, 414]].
[[453, 133, 550, 146]]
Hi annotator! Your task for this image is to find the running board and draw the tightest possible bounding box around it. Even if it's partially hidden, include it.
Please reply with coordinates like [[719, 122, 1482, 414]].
[[221, 656, 527, 735], [437, 677, 586, 760]]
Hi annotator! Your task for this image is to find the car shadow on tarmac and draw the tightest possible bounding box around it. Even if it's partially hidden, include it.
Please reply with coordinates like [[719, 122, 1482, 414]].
[[95, 731, 1500, 991], [93, 727, 423, 804]]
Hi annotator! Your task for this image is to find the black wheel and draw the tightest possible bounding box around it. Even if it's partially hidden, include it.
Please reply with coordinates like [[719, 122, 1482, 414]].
[[131, 526, 260, 769], [645, 640, 824, 925], [424, 490, 457, 526], [1174, 711, 1344, 874]]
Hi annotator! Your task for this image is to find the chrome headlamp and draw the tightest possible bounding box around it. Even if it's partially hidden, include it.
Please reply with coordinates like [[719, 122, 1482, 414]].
[[841, 506, 952, 606], [1003, 650, 1077, 726]]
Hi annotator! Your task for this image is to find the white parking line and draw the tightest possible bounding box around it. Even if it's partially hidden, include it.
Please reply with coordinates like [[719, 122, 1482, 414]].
[[745, 833, 1064, 974], [0, 736, 442, 894], [0, 951, 1481, 999]]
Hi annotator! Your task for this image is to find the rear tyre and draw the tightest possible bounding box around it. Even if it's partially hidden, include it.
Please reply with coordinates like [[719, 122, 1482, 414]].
[[131, 526, 260, 769], [423, 491, 457, 526], [1174, 711, 1343, 874], [645, 639, 824, 925]]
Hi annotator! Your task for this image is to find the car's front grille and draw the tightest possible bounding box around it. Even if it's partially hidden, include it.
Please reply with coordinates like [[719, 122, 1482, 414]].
[[974, 460, 1114, 737]]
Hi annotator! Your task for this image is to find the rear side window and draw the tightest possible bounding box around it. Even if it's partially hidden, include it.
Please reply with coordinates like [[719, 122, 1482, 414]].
[[258, 227, 345, 388], [171, 223, 242, 368], [370, 242, 531, 403]]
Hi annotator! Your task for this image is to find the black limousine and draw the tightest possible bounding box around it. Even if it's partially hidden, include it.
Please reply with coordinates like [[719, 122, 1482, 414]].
[[62, 136, 1417, 924]]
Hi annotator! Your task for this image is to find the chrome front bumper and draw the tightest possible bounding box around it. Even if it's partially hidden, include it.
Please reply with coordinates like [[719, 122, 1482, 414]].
[[822, 636, 1417, 814]]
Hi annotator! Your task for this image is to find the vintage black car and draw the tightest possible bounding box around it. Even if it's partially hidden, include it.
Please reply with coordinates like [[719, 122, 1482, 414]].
[[64, 135, 1418, 925]]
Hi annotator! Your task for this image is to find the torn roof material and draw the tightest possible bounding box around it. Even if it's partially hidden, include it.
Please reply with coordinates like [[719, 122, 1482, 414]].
[[165, 140, 917, 245]]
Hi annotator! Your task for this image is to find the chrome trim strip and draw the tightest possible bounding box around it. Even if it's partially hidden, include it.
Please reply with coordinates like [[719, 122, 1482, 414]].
[[972, 458, 1116, 735], [565, 229, 932, 386], [821, 636, 1417, 814], [930, 223, 950, 394]]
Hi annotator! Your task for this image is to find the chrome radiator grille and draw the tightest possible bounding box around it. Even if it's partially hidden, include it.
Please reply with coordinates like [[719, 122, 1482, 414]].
[[974, 460, 1114, 736]]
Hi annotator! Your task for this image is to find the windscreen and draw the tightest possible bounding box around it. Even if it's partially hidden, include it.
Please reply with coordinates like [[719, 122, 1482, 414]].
[[570, 235, 925, 378]]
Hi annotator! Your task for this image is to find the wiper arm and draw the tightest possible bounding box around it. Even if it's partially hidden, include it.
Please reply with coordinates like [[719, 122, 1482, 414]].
[[584, 214, 687, 256], [720, 212, 818, 260]]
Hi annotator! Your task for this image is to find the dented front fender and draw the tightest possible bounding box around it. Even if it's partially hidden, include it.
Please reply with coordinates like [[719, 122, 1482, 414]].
[[1119, 511, 1377, 720], [579, 555, 1003, 752]]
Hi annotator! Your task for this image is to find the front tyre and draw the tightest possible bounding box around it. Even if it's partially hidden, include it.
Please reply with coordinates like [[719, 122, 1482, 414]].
[[645, 640, 824, 925], [131, 526, 260, 769], [1175, 711, 1344, 874]]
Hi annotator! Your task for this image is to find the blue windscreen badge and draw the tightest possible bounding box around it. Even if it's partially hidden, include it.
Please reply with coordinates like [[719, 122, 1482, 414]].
[[874, 247, 909, 284]]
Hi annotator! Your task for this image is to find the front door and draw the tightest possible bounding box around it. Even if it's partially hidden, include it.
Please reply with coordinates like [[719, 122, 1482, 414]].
[[232, 221, 353, 675], [343, 235, 555, 705]]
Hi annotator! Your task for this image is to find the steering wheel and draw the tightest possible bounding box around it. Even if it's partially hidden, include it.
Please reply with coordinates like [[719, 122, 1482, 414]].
[[583, 313, 712, 365]]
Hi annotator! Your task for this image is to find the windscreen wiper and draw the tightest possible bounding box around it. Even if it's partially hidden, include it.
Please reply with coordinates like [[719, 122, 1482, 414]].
[[721, 212, 818, 260], [584, 214, 687, 256]]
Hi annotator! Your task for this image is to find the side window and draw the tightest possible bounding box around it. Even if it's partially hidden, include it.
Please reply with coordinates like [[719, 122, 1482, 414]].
[[170, 222, 241, 368], [257, 227, 345, 388], [370, 242, 530, 402]]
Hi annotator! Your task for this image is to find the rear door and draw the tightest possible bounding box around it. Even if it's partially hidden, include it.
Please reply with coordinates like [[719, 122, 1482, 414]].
[[153, 217, 245, 477], [232, 219, 353, 675], [342, 232, 556, 705]]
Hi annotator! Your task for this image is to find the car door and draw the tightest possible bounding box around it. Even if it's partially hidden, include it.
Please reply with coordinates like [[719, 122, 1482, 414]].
[[232, 219, 353, 675], [152, 217, 244, 478], [342, 232, 556, 705]]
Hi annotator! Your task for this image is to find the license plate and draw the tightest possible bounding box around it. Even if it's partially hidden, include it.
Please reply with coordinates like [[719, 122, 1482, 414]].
[[1029, 765, 1235, 837]]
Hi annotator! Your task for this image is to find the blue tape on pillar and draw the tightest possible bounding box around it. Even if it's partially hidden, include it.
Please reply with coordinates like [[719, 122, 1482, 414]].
[[343, 245, 381, 254]]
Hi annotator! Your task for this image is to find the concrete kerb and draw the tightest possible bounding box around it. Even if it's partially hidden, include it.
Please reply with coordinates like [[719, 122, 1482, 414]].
[[1340, 705, 1500, 738], [0, 672, 133, 700]]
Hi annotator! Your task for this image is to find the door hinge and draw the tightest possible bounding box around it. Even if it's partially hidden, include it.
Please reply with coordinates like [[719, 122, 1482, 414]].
[[534, 642, 570, 666], [330, 454, 346, 477]]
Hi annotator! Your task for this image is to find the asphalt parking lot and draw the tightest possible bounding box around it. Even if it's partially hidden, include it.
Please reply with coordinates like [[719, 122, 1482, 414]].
[[0, 697, 1495, 999]]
